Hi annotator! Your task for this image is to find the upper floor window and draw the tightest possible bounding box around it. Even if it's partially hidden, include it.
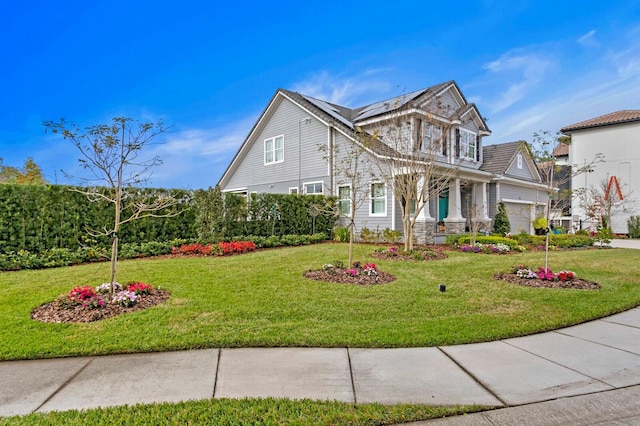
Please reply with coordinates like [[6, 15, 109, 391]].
[[459, 130, 477, 160], [422, 123, 443, 153], [304, 182, 323, 194], [370, 182, 386, 216], [338, 185, 351, 215], [264, 135, 284, 164]]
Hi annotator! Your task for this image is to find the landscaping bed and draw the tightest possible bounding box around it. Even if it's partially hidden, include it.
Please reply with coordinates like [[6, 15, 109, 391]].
[[31, 289, 170, 323], [494, 273, 601, 290]]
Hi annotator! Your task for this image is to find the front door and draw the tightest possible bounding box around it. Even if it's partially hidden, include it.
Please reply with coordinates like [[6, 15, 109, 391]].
[[438, 191, 449, 221]]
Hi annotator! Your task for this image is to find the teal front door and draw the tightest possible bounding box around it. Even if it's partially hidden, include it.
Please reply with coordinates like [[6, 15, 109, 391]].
[[438, 192, 449, 221]]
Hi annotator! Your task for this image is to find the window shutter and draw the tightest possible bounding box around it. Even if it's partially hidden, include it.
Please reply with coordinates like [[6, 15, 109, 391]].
[[455, 129, 460, 157], [442, 135, 447, 156], [476, 135, 480, 161]]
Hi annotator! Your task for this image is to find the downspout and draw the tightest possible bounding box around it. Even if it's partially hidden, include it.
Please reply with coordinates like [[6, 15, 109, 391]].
[[328, 125, 334, 195]]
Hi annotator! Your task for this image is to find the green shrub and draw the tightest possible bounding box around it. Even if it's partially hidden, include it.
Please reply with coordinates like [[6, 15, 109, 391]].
[[445, 234, 466, 246], [382, 228, 401, 243], [359, 227, 376, 243], [493, 202, 511, 235], [333, 226, 350, 242], [511, 232, 535, 245], [456, 235, 521, 250], [512, 233, 594, 248], [628, 216, 640, 238]]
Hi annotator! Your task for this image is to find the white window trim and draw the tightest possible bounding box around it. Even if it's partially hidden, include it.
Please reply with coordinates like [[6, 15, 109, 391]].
[[370, 182, 387, 217], [337, 184, 352, 215], [422, 123, 443, 154], [459, 129, 477, 160], [288, 187, 299, 195], [303, 181, 324, 195], [264, 134, 284, 165], [517, 153, 523, 169]]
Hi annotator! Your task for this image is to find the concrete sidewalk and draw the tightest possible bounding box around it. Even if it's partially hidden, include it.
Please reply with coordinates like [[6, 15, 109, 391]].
[[1, 307, 640, 423]]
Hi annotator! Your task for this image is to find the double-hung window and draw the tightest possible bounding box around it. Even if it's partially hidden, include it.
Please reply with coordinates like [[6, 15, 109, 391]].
[[459, 130, 477, 160], [423, 123, 443, 153], [370, 182, 386, 216], [264, 135, 284, 164], [338, 185, 351, 215], [304, 182, 323, 194]]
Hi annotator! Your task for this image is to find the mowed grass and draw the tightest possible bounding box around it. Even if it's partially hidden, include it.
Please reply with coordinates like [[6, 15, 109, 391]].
[[1, 243, 639, 360], [0, 398, 487, 426]]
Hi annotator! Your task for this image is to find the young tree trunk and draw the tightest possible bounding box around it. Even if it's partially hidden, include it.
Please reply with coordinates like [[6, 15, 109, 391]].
[[348, 221, 354, 269], [403, 214, 413, 251], [109, 233, 118, 299]]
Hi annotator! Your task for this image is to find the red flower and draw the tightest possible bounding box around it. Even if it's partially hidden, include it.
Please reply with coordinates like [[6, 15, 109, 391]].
[[127, 282, 153, 295]]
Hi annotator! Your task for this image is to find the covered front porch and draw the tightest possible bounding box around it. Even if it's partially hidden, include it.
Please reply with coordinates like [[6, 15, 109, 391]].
[[395, 176, 492, 245]]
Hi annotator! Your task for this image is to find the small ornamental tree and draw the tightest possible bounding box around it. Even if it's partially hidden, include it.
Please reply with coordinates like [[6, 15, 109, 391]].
[[44, 117, 181, 298], [319, 133, 373, 267], [493, 202, 511, 235]]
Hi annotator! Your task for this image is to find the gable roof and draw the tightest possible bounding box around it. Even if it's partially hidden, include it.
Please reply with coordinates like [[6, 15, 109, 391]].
[[352, 81, 453, 122], [219, 82, 493, 186], [481, 141, 542, 183], [561, 110, 640, 132], [480, 141, 526, 174]]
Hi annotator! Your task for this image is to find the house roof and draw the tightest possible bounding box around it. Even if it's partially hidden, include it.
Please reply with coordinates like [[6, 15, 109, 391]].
[[552, 143, 569, 157], [561, 110, 640, 132], [480, 141, 526, 174], [219, 82, 493, 187], [352, 81, 453, 122]]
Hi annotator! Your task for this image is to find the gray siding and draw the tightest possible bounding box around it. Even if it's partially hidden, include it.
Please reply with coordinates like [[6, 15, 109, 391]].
[[499, 184, 544, 203], [505, 154, 535, 180], [332, 136, 395, 233], [224, 97, 329, 193]]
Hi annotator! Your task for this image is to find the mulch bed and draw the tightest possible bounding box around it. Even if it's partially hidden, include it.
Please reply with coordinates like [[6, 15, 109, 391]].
[[31, 289, 171, 324], [494, 273, 601, 290], [304, 269, 396, 285]]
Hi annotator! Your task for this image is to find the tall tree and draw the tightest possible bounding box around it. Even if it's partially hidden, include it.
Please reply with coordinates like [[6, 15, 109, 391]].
[[44, 117, 180, 297], [0, 157, 46, 184]]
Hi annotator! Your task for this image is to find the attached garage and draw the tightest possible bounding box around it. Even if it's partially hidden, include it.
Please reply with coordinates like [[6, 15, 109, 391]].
[[503, 201, 533, 234]]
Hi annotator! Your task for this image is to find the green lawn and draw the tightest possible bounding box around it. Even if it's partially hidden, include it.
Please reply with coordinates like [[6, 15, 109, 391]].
[[0, 398, 487, 426], [1, 243, 639, 361]]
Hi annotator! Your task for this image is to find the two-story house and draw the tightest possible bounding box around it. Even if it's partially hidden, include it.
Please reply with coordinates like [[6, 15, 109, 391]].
[[561, 110, 640, 234], [219, 81, 548, 242]]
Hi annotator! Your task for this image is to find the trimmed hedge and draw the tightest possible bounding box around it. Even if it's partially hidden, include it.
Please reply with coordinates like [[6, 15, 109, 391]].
[[445, 233, 594, 250], [0, 184, 337, 254], [0, 184, 195, 253], [510, 233, 595, 248], [447, 234, 521, 250], [0, 234, 328, 271]]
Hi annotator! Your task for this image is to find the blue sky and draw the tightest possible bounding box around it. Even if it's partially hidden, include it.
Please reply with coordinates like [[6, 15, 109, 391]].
[[2, 0, 639, 189]]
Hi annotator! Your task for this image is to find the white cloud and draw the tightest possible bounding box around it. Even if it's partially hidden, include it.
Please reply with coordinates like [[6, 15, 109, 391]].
[[292, 70, 391, 106], [142, 115, 257, 189], [481, 50, 554, 113], [577, 29, 598, 47]]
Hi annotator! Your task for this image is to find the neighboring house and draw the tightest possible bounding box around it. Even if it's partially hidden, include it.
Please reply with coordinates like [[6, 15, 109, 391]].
[[536, 142, 573, 231], [481, 141, 549, 234], [561, 110, 640, 234], [218, 81, 548, 242]]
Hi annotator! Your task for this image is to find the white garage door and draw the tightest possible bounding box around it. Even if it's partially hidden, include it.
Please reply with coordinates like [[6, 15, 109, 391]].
[[504, 202, 532, 234]]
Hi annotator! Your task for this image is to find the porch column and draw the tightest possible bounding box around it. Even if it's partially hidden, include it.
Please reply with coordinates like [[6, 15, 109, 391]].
[[414, 176, 436, 244], [417, 176, 432, 219], [444, 178, 466, 234], [473, 182, 492, 233], [474, 182, 491, 221]]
